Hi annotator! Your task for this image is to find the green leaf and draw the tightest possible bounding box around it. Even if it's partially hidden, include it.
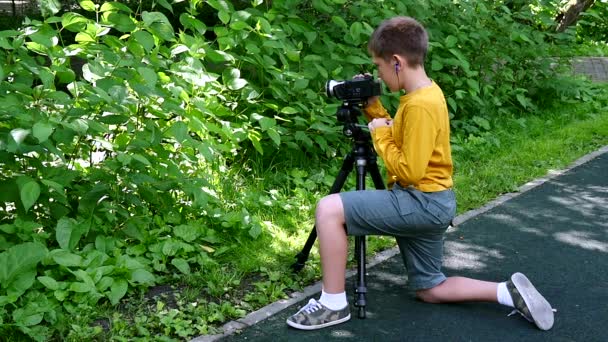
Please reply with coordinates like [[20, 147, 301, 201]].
[[431, 59, 443, 71], [331, 16, 348, 29], [70, 282, 93, 293], [17, 177, 40, 213], [79, 0, 96, 11], [50, 249, 82, 267], [345, 55, 368, 65], [207, 0, 232, 12], [12, 307, 43, 327], [55, 217, 87, 251], [105, 12, 136, 33], [516, 93, 529, 108], [62, 13, 89, 32], [218, 10, 230, 24], [132, 154, 151, 166], [37, 276, 59, 290], [173, 224, 200, 242], [312, 0, 332, 14], [171, 258, 191, 274], [179, 14, 206, 35], [445, 35, 458, 48], [108, 278, 127, 305], [248, 131, 264, 154], [156, 0, 173, 13], [32, 122, 54, 143], [228, 78, 247, 90], [258, 117, 276, 131], [99, 114, 129, 125], [280, 107, 298, 115], [349, 22, 363, 41], [131, 269, 155, 284], [0, 242, 47, 295], [230, 21, 250, 30], [267, 128, 281, 146], [100, 2, 132, 13], [138, 67, 158, 87], [95, 236, 115, 253], [472, 116, 491, 130], [133, 30, 155, 52]]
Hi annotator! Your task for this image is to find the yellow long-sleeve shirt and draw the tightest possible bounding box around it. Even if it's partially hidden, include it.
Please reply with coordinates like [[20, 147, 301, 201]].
[[365, 81, 453, 192]]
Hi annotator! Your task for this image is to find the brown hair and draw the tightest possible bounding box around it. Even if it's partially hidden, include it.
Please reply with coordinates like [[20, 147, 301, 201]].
[[367, 16, 429, 67]]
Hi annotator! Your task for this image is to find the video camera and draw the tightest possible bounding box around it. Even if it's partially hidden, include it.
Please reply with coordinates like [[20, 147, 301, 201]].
[[325, 75, 382, 137], [325, 75, 382, 103]]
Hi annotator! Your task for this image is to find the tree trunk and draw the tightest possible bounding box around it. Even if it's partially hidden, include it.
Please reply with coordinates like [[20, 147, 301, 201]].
[[555, 0, 596, 32], [11, 0, 16, 15]]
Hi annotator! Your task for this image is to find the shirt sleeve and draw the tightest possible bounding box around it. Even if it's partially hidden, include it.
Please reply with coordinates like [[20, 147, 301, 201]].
[[371, 105, 438, 185], [363, 99, 391, 121]]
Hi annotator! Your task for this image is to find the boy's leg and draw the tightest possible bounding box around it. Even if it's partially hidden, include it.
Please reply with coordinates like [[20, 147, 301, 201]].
[[315, 194, 348, 294], [415, 273, 554, 330], [286, 194, 351, 330]]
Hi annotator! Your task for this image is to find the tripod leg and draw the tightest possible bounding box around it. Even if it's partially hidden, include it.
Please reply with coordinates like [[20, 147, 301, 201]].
[[353, 144, 385, 318], [355, 236, 367, 318], [291, 153, 356, 272], [367, 151, 387, 191], [353, 156, 368, 318]]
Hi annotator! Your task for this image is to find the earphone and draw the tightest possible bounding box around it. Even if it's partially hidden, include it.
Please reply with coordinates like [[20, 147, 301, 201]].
[[395, 62, 400, 73]]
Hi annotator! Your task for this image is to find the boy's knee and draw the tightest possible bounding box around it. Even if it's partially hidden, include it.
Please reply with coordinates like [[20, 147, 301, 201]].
[[416, 287, 442, 304], [315, 194, 344, 222]]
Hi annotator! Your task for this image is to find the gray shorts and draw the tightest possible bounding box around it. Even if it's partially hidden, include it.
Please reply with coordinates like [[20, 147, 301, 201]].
[[339, 184, 456, 290]]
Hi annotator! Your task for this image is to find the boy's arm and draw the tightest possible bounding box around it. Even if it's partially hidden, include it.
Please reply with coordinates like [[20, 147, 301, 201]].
[[371, 106, 437, 185], [363, 99, 391, 121]]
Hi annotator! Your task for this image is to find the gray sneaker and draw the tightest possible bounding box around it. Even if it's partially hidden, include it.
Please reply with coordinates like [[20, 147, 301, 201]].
[[286, 298, 351, 330], [506, 272, 555, 330]]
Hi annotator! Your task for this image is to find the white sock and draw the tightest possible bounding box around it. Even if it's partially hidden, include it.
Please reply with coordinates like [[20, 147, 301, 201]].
[[497, 282, 514, 307], [319, 290, 348, 311]]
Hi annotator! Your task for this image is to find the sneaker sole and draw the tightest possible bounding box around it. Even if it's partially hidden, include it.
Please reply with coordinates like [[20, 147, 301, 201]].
[[286, 314, 351, 330], [512, 272, 554, 330]]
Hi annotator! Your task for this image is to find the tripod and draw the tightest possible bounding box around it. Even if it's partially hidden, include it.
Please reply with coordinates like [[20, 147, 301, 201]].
[[291, 102, 386, 318]]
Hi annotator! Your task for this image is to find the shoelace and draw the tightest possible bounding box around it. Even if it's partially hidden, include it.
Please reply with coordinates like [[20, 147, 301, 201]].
[[507, 308, 558, 321], [508, 309, 532, 322], [297, 299, 323, 314]]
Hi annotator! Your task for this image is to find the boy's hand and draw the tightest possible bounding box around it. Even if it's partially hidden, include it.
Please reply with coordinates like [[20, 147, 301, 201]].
[[353, 73, 379, 107], [368, 118, 392, 132]]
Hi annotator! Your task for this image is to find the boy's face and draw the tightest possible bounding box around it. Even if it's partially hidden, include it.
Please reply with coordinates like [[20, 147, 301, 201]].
[[372, 54, 400, 92]]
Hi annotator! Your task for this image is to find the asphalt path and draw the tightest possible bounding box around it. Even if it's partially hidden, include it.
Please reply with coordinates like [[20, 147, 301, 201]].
[[216, 148, 608, 342]]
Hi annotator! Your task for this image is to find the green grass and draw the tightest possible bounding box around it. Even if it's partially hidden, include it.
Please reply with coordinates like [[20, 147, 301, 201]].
[[453, 87, 608, 212]]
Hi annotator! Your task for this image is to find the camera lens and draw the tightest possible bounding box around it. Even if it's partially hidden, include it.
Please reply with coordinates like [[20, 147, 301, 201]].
[[326, 80, 342, 98]]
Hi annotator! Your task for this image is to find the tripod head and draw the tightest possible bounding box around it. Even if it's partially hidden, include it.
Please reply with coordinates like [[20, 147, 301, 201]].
[[335, 100, 371, 143]]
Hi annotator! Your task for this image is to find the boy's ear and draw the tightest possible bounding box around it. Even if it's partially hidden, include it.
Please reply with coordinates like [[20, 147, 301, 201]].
[[393, 55, 402, 70]]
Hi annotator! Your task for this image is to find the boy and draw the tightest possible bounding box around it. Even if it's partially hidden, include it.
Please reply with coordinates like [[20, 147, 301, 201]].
[[286, 16, 555, 331]]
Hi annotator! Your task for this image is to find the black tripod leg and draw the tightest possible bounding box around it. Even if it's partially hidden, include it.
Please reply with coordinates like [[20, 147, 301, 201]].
[[354, 158, 368, 318], [368, 157, 386, 191], [353, 146, 386, 318], [291, 153, 356, 272]]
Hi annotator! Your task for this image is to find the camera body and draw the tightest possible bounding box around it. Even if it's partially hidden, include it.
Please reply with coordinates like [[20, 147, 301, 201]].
[[326, 76, 382, 102]]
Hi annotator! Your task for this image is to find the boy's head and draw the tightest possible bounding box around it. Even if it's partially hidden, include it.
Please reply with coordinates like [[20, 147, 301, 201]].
[[368, 16, 428, 68]]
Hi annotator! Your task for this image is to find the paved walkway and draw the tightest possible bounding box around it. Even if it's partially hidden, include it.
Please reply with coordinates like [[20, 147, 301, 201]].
[[208, 146, 608, 342], [572, 57, 608, 82]]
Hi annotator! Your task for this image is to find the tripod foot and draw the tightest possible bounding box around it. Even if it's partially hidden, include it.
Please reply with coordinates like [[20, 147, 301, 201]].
[[358, 306, 366, 319], [290, 252, 309, 273]]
